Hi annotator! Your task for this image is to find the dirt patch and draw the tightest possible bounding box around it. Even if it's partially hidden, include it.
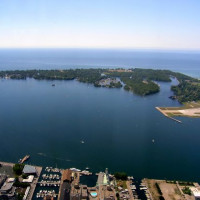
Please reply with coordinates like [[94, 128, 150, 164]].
[[159, 182, 182, 200]]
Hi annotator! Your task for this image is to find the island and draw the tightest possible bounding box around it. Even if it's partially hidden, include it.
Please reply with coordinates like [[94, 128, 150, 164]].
[[1, 68, 200, 119]]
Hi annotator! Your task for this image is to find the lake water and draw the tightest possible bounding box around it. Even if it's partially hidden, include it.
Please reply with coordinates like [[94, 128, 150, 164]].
[[0, 49, 200, 182], [0, 48, 200, 78]]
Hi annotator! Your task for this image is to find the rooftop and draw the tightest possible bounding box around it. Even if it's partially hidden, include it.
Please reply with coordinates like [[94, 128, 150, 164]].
[[190, 187, 200, 197], [23, 165, 37, 174], [62, 169, 72, 182], [0, 181, 13, 192]]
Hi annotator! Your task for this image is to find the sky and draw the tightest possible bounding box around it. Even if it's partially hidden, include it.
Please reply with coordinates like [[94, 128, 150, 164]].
[[0, 0, 200, 49]]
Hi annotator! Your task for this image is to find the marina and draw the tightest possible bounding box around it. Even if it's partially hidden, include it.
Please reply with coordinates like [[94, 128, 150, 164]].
[[36, 190, 57, 198], [38, 180, 60, 187]]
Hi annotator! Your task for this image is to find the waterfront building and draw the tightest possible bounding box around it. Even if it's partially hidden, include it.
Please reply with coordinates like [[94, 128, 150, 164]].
[[0, 177, 16, 199], [0, 175, 7, 188], [97, 168, 110, 187], [22, 165, 37, 175], [58, 169, 73, 200], [22, 175, 34, 183], [191, 187, 200, 200]]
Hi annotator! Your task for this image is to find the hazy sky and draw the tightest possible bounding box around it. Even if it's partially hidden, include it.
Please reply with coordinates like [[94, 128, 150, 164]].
[[0, 0, 200, 49]]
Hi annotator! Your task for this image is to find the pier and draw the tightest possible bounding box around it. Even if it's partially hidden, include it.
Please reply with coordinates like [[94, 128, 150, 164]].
[[155, 107, 182, 123], [19, 155, 30, 164]]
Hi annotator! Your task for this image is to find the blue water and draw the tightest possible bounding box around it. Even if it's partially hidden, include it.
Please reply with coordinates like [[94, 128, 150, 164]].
[[0, 49, 200, 182], [0, 77, 200, 182], [0, 48, 200, 78]]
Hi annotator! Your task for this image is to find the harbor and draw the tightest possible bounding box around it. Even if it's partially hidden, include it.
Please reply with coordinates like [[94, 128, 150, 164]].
[[1, 159, 200, 200]]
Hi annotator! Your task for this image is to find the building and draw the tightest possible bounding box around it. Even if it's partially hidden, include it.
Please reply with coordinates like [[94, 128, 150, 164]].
[[0, 175, 7, 188], [190, 187, 200, 200], [22, 175, 34, 183], [0, 178, 16, 200], [97, 169, 110, 187], [62, 169, 73, 183], [22, 165, 37, 175], [23, 186, 30, 200], [58, 169, 73, 200], [81, 185, 88, 199]]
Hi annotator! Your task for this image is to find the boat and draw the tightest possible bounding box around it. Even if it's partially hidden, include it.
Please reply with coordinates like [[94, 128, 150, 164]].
[[81, 140, 85, 144], [70, 168, 81, 172], [86, 167, 90, 170]]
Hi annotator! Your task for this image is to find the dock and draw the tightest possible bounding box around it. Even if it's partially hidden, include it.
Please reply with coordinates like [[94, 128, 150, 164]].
[[19, 155, 30, 164]]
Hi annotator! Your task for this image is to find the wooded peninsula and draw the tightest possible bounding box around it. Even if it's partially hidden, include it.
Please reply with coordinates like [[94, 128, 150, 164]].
[[0, 68, 200, 103]]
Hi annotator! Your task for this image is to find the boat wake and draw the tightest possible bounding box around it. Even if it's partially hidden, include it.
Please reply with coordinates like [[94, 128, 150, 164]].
[[37, 153, 71, 162]]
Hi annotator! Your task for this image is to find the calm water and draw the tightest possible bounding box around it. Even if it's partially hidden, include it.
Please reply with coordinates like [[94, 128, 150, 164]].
[[0, 49, 200, 182], [0, 49, 200, 78], [0, 77, 200, 182]]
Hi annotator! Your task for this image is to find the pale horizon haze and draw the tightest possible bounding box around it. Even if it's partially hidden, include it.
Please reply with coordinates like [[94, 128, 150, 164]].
[[0, 0, 200, 50]]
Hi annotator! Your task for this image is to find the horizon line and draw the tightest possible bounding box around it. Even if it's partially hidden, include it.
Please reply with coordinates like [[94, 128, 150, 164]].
[[0, 47, 200, 52]]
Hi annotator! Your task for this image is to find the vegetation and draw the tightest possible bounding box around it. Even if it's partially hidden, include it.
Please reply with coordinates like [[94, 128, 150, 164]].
[[116, 180, 127, 190], [114, 172, 128, 180], [178, 181, 194, 186], [1, 68, 200, 103], [116, 192, 120, 200], [107, 68, 196, 97], [13, 164, 24, 176], [123, 78, 159, 95], [182, 187, 192, 195], [171, 81, 200, 103], [22, 174, 28, 179], [16, 193, 23, 200], [109, 81, 122, 88], [14, 180, 30, 188]]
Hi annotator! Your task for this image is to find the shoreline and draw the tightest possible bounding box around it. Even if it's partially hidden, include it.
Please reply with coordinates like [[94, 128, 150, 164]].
[[155, 107, 182, 123], [156, 101, 200, 119], [0, 161, 42, 200]]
